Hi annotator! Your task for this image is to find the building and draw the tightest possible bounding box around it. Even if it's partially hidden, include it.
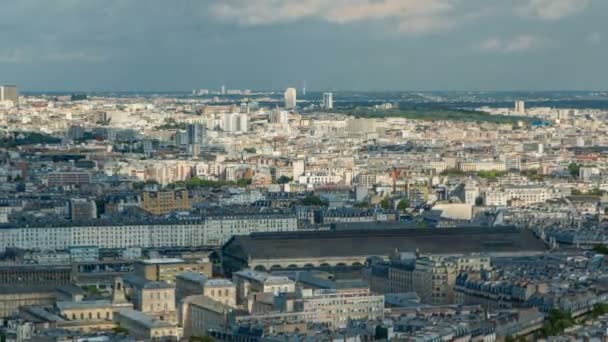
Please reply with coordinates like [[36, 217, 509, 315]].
[[202, 279, 237, 308], [204, 214, 299, 246], [69, 199, 97, 221], [0, 85, 19, 105], [284, 88, 297, 109], [222, 227, 545, 273], [484, 185, 553, 207], [175, 272, 237, 308], [124, 275, 177, 322], [0, 289, 57, 318], [413, 257, 458, 305], [181, 295, 239, 340], [141, 189, 191, 215], [0, 264, 72, 288], [296, 288, 384, 328], [134, 258, 212, 284], [515, 100, 526, 114], [47, 172, 91, 186], [175, 272, 209, 303], [233, 269, 295, 309], [187, 123, 207, 157], [114, 308, 181, 340], [322, 93, 333, 110], [0, 214, 300, 252]]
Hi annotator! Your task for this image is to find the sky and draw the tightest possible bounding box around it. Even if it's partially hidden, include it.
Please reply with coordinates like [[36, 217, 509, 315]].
[[0, 0, 606, 92]]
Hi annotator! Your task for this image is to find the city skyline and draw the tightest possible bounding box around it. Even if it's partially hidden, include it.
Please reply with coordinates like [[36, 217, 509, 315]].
[[1, 0, 607, 92]]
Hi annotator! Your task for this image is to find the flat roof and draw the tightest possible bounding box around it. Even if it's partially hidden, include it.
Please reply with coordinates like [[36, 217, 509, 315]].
[[57, 300, 113, 311], [116, 309, 175, 328], [139, 258, 185, 264]]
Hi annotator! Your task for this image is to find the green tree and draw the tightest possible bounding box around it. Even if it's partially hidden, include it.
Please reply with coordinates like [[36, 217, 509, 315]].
[[301, 195, 327, 206], [380, 197, 391, 210], [568, 163, 580, 178], [397, 199, 409, 211], [593, 244, 608, 254], [112, 324, 129, 334], [354, 202, 370, 208], [236, 178, 252, 187], [276, 175, 292, 184], [243, 147, 256, 154], [540, 309, 574, 337]]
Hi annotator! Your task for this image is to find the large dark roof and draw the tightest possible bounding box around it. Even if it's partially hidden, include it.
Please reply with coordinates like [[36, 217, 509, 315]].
[[223, 226, 546, 260]]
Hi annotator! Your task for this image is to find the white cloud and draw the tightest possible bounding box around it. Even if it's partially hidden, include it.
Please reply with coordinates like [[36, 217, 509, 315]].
[[518, 0, 590, 20], [477, 35, 547, 53], [210, 0, 464, 35]]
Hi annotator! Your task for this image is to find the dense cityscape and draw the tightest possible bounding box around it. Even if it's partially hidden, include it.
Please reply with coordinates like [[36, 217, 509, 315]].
[[2, 0, 608, 341], [1, 85, 608, 341]]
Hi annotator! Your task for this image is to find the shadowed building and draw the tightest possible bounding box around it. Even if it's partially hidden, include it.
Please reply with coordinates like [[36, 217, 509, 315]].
[[221, 226, 545, 273]]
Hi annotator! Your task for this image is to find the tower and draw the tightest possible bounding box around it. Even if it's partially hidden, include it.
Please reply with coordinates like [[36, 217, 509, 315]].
[[515, 100, 525, 114], [0, 85, 19, 105], [112, 277, 128, 304], [284, 88, 297, 109]]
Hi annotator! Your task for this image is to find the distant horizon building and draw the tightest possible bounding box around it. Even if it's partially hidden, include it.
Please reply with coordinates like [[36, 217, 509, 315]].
[[284, 87, 297, 109], [322, 92, 333, 110], [0, 85, 19, 105], [515, 100, 526, 114]]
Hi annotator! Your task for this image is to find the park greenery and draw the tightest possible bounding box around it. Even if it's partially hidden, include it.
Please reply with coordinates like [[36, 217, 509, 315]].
[[342, 107, 532, 125], [380, 197, 391, 210], [593, 244, 608, 254], [568, 162, 580, 178], [0, 131, 61, 147], [539, 309, 575, 338], [397, 199, 410, 211], [276, 175, 292, 184], [301, 195, 327, 207], [140, 177, 253, 190], [156, 118, 187, 130]]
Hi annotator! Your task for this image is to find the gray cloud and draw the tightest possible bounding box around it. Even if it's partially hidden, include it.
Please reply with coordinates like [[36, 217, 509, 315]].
[[0, 0, 605, 91]]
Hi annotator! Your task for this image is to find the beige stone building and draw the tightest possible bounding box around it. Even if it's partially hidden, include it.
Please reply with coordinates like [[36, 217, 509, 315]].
[[134, 258, 212, 284], [114, 308, 181, 340], [124, 275, 177, 323], [141, 189, 191, 215], [181, 295, 239, 340], [175, 272, 236, 308]]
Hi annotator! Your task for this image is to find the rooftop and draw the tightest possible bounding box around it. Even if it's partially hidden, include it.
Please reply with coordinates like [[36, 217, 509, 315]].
[[223, 226, 546, 260]]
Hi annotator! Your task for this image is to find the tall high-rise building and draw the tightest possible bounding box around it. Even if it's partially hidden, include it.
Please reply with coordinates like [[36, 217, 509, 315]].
[[284, 88, 297, 109], [187, 123, 207, 157], [322, 92, 333, 110], [221, 85, 226, 95], [187, 123, 206, 145], [0, 85, 19, 105], [515, 100, 525, 114]]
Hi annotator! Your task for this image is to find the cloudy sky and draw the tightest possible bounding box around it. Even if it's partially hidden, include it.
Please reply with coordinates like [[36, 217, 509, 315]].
[[0, 0, 606, 92]]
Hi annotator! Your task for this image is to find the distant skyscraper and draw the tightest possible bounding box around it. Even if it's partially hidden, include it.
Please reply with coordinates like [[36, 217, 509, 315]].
[[515, 100, 525, 114], [284, 88, 297, 109], [322, 93, 334, 110], [221, 85, 226, 95], [0, 85, 19, 105], [187, 123, 206, 145], [187, 123, 207, 157]]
